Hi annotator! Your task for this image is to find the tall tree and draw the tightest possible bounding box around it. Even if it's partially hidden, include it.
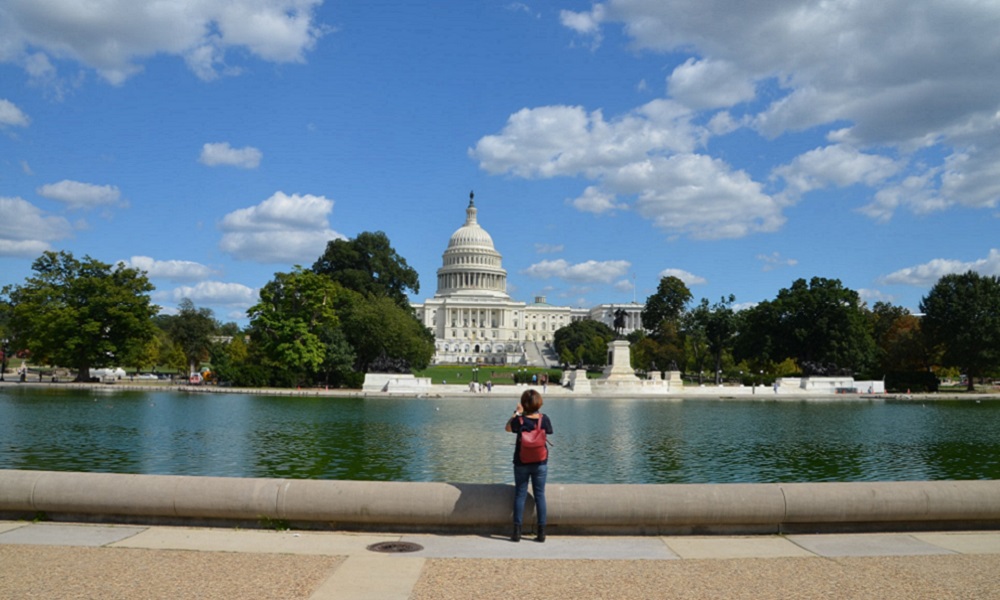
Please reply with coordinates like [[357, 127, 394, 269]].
[[689, 295, 737, 384], [166, 298, 218, 375], [553, 319, 616, 367], [733, 300, 781, 368], [1, 251, 158, 381], [312, 231, 420, 308], [869, 302, 931, 374], [682, 308, 710, 382], [735, 277, 875, 376], [920, 271, 1000, 391], [247, 268, 349, 386], [641, 276, 693, 331], [636, 276, 693, 373], [339, 294, 434, 373]]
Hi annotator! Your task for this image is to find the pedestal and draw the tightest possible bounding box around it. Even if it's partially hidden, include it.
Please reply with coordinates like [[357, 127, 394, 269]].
[[601, 340, 640, 382]]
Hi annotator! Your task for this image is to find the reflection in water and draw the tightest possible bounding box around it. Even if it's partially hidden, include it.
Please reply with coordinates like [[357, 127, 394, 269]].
[[1, 387, 999, 484]]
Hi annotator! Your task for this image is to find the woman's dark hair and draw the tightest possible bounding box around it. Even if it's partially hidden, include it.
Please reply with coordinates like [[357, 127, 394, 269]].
[[520, 389, 543, 413]]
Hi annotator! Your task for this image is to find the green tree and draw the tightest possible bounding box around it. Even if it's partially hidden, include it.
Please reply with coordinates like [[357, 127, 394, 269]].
[[165, 298, 218, 375], [1, 251, 158, 381], [218, 321, 242, 337], [920, 271, 1000, 391], [208, 334, 261, 386], [636, 276, 693, 374], [630, 333, 679, 373], [553, 320, 616, 367], [312, 231, 420, 308], [735, 277, 875, 375], [155, 330, 187, 374], [703, 295, 737, 384], [641, 276, 693, 331], [339, 294, 434, 373], [247, 268, 348, 386], [315, 326, 357, 386], [648, 320, 686, 371], [685, 295, 736, 384], [120, 335, 160, 374], [682, 309, 710, 382], [869, 302, 931, 374], [733, 301, 779, 367]]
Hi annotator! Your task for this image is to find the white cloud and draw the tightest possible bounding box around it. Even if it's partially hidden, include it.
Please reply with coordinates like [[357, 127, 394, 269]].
[[199, 142, 262, 169], [773, 144, 903, 201], [471, 93, 782, 239], [506, 3, 539, 18], [570, 186, 625, 214], [163, 281, 258, 306], [559, 5, 605, 40], [706, 111, 744, 136], [621, 154, 785, 239], [534, 243, 564, 254], [860, 171, 948, 222], [0, 0, 325, 84], [219, 191, 345, 263], [510, 0, 1000, 235], [0, 196, 73, 257], [881, 249, 1000, 286], [0, 99, 30, 127], [120, 256, 219, 282], [613, 278, 635, 293], [756, 252, 798, 272], [523, 259, 631, 284], [937, 137, 1000, 210], [658, 268, 706, 285], [36, 180, 123, 209], [24, 52, 55, 81], [858, 288, 895, 305], [472, 100, 700, 179], [667, 58, 755, 110]]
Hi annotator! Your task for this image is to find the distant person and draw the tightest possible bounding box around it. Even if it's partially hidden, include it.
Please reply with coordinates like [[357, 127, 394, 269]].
[[505, 389, 553, 542]]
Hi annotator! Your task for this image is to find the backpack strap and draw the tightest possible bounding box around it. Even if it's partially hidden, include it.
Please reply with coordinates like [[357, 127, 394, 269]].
[[520, 413, 544, 431]]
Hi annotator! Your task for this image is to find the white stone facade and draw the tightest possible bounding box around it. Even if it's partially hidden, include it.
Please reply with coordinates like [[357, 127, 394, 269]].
[[412, 195, 644, 366]]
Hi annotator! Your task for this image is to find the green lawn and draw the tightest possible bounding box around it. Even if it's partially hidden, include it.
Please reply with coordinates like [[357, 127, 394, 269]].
[[414, 365, 562, 385]]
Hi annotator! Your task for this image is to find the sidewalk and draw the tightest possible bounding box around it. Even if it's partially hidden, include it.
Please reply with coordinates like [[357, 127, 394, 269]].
[[1, 521, 999, 599]]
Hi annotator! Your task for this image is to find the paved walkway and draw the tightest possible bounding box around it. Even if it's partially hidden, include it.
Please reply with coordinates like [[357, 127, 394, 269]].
[[1, 521, 999, 599]]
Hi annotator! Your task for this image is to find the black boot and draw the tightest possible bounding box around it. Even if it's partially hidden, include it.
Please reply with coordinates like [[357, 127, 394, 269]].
[[511, 525, 521, 542], [536, 526, 546, 542]]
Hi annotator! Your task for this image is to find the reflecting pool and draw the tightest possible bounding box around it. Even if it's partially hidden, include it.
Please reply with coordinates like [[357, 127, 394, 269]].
[[2, 386, 998, 484]]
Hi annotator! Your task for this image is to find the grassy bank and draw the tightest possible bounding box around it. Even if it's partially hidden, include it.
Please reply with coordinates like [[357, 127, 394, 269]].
[[413, 365, 562, 386]]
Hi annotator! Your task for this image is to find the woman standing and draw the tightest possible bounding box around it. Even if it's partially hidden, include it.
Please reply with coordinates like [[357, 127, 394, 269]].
[[505, 389, 553, 542]]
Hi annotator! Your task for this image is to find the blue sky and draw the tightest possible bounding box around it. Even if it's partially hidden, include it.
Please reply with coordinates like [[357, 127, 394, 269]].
[[2, 0, 999, 325]]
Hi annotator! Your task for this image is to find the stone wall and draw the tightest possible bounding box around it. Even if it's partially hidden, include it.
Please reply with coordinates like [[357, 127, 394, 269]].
[[3, 470, 998, 535]]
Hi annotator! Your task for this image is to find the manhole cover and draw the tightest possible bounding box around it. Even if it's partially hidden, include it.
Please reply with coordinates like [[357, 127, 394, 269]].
[[367, 541, 424, 553]]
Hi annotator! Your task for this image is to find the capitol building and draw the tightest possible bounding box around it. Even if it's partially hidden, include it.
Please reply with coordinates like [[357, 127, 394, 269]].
[[413, 194, 643, 366]]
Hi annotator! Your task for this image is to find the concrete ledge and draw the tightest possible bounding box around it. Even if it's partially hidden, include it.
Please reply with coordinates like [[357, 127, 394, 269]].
[[2, 470, 999, 535]]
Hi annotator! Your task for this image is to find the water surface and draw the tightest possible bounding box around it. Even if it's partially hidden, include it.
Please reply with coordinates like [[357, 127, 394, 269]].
[[2, 387, 997, 484]]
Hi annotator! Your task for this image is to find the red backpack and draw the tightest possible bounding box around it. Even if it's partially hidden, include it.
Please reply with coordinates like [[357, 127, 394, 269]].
[[518, 415, 548, 463]]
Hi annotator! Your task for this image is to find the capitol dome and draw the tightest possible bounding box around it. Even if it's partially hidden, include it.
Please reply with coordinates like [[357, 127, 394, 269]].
[[448, 202, 495, 249], [436, 193, 509, 298]]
